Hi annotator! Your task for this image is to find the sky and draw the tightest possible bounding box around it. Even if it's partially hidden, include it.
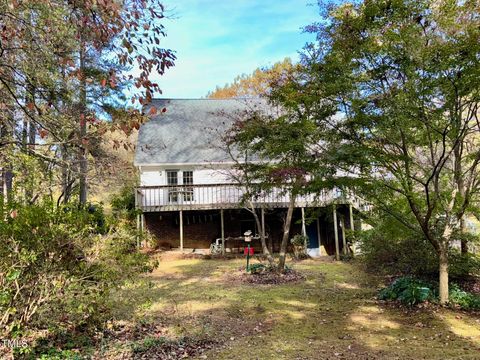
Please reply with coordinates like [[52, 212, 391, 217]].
[[154, 0, 320, 98]]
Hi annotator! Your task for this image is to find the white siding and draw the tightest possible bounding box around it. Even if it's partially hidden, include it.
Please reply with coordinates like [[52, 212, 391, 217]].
[[139, 165, 232, 186], [193, 169, 230, 184], [140, 166, 164, 186]]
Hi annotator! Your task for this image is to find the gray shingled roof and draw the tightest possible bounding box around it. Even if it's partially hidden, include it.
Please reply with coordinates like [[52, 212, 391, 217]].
[[134, 99, 268, 166]]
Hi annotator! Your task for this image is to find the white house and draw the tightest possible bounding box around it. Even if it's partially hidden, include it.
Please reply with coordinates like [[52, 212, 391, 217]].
[[134, 98, 362, 258]]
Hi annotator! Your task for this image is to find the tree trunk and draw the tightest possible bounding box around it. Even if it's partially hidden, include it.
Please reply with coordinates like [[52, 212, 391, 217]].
[[25, 85, 35, 202], [1, 113, 14, 203], [278, 194, 296, 272], [61, 145, 72, 204], [78, 38, 88, 205], [249, 202, 275, 267], [3, 164, 13, 203], [460, 217, 468, 254], [438, 249, 449, 305], [453, 137, 467, 254]]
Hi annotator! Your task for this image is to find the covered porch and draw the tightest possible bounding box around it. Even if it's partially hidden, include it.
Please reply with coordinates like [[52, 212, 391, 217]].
[[135, 184, 366, 259]]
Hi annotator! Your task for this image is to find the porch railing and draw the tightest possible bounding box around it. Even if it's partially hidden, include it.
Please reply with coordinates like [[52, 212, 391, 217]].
[[135, 183, 357, 212]]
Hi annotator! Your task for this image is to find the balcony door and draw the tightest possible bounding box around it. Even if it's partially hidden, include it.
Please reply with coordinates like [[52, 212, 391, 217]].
[[166, 170, 194, 203], [166, 170, 178, 203], [182, 171, 194, 202]]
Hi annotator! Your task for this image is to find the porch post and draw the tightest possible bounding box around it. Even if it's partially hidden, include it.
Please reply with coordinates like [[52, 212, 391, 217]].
[[349, 204, 355, 256], [316, 217, 321, 256], [135, 188, 140, 249], [333, 205, 340, 261], [220, 208, 225, 255], [301, 207, 306, 236], [301, 207, 307, 253], [140, 213, 145, 247], [261, 207, 265, 242], [341, 215, 347, 255], [136, 214, 141, 248], [179, 210, 184, 251]]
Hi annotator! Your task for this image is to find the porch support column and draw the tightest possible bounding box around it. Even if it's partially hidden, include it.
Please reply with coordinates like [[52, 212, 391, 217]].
[[349, 204, 355, 256], [179, 210, 184, 251], [341, 215, 347, 255], [316, 217, 321, 256], [136, 214, 141, 248], [301, 207, 306, 236], [220, 208, 225, 255], [301, 207, 307, 254], [261, 207, 265, 242], [135, 189, 140, 249], [333, 205, 340, 261], [140, 213, 145, 247]]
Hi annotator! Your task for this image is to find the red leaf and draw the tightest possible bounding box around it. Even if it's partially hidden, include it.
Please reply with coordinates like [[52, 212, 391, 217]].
[[149, 106, 157, 115], [39, 129, 48, 139], [162, 107, 167, 113], [101, 78, 107, 87]]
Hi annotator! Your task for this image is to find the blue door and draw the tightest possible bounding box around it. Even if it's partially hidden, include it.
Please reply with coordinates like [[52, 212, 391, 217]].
[[306, 220, 319, 248]]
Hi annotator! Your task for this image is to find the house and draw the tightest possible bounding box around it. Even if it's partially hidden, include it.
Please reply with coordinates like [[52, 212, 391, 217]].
[[134, 98, 363, 258]]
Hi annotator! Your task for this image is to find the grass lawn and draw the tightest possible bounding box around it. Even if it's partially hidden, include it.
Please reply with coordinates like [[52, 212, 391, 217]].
[[98, 253, 480, 359]]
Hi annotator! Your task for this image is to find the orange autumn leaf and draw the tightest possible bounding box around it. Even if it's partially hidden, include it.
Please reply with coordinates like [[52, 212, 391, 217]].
[[39, 128, 48, 139]]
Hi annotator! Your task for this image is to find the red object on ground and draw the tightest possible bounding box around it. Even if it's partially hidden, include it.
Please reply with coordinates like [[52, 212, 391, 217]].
[[244, 247, 254, 256]]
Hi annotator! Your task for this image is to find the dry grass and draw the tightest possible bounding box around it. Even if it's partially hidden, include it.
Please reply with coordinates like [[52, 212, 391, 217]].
[[101, 253, 480, 359]]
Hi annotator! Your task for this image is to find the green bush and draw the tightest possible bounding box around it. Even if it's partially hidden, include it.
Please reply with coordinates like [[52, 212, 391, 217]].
[[0, 199, 153, 335], [379, 277, 480, 310], [359, 210, 480, 278], [290, 234, 309, 259], [110, 183, 139, 223], [249, 263, 267, 274], [448, 251, 480, 278], [378, 276, 433, 305], [448, 284, 480, 310]]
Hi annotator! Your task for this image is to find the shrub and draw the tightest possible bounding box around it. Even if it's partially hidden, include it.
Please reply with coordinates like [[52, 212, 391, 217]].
[[290, 234, 309, 260], [359, 210, 480, 278], [249, 263, 267, 274], [448, 284, 480, 310], [359, 215, 437, 275], [110, 183, 139, 223], [0, 199, 153, 335], [448, 251, 480, 278], [379, 277, 480, 310], [378, 276, 433, 305]]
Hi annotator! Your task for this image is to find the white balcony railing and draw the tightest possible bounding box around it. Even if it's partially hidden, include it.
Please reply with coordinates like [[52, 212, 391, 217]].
[[135, 184, 360, 212]]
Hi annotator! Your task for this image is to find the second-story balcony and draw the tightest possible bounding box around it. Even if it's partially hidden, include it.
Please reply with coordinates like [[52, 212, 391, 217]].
[[135, 183, 364, 212]]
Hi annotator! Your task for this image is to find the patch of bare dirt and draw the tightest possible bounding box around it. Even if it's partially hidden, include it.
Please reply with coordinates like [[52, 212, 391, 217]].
[[98, 321, 218, 360], [225, 267, 306, 285], [131, 337, 217, 360]]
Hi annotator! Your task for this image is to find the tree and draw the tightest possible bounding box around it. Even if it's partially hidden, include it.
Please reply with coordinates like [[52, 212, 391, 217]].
[[0, 0, 175, 205], [217, 104, 276, 266], [224, 83, 326, 271], [207, 58, 296, 98], [305, 0, 480, 303]]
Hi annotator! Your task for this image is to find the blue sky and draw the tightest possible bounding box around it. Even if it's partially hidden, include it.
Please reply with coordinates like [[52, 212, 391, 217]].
[[155, 0, 319, 98]]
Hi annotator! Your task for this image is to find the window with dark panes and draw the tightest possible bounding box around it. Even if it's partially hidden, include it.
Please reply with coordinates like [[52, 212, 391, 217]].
[[183, 171, 194, 201]]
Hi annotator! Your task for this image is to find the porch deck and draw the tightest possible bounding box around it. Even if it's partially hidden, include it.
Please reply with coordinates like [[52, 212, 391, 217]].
[[135, 183, 363, 212]]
